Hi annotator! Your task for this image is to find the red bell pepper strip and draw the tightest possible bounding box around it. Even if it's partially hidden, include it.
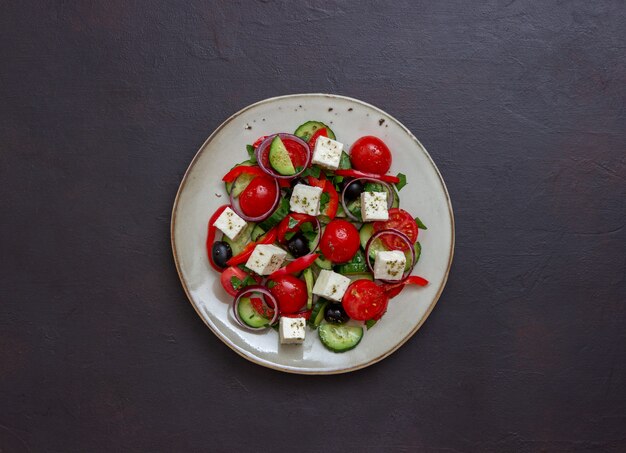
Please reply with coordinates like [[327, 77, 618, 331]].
[[278, 178, 291, 188], [382, 275, 429, 298], [307, 176, 339, 219], [206, 205, 229, 272], [222, 165, 266, 183], [269, 253, 319, 279], [226, 227, 278, 266], [334, 169, 400, 184], [307, 127, 328, 150]]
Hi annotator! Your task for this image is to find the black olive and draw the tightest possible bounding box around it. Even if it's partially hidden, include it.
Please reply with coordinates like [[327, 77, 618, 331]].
[[324, 303, 349, 324], [287, 234, 310, 258], [342, 180, 364, 201], [212, 241, 232, 268]]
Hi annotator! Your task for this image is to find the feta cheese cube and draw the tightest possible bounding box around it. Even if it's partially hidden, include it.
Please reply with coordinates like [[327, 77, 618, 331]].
[[245, 244, 287, 275], [312, 136, 344, 170], [374, 250, 406, 281], [212, 207, 248, 240], [312, 269, 351, 302], [289, 183, 323, 216], [361, 191, 389, 222], [279, 316, 306, 344]]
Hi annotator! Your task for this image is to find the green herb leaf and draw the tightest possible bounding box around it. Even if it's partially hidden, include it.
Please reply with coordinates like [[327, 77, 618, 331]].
[[241, 275, 257, 288], [288, 217, 299, 229], [339, 151, 351, 169], [246, 145, 257, 163], [267, 280, 277, 289], [365, 319, 377, 330], [300, 222, 313, 233], [300, 166, 321, 179], [284, 231, 296, 241], [414, 216, 427, 230], [230, 276, 242, 290], [295, 166, 304, 172], [319, 192, 330, 211], [303, 231, 317, 243], [395, 173, 407, 191]]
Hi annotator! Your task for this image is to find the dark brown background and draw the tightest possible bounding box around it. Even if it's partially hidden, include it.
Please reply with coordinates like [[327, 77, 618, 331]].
[[1, 1, 625, 452]]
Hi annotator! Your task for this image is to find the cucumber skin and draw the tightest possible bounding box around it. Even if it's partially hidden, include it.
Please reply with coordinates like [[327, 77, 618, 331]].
[[308, 300, 328, 328], [237, 297, 269, 328], [294, 121, 337, 142], [334, 249, 367, 275], [258, 197, 289, 231], [318, 323, 364, 352]]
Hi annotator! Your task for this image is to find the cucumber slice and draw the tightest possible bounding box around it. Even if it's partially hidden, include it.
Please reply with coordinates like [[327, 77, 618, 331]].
[[231, 172, 256, 198], [258, 197, 289, 231], [237, 297, 271, 328], [318, 323, 363, 352], [334, 249, 367, 275], [315, 255, 333, 270], [294, 121, 336, 142], [222, 223, 255, 255], [348, 273, 374, 282], [303, 268, 314, 309], [346, 199, 362, 221], [250, 224, 266, 242], [269, 136, 296, 175], [225, 160, 255, 194], [391, 187, 400, 208], [309, 300, 328, 328], [359, 223, 375, 249], [335, 203, 347, 218]]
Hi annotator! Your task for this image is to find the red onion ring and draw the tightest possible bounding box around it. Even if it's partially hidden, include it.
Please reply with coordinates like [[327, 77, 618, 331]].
[[229, 174, 280, 222], [232, 285, 279, 330], [340, 177, 395, 222], [284, 216, 322, 262], [365, 228, 416, 284], [255, 133, 312, 179]]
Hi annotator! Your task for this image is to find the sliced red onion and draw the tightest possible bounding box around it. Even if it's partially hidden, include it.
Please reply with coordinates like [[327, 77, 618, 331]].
[[229, 174, 280, 222], [232, 285, 279, 331], [255, 133, 312, 179], [284, 216, 322, 262], [365, 228, 416, 284], [340, 177, 395, 222]]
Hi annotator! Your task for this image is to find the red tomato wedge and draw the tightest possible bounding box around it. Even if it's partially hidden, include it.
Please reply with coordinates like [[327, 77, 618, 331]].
[[373, 208, 418, 251]]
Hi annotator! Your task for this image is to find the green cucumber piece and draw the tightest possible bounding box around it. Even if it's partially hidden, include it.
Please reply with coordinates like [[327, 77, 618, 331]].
[[224, 160, 255, 194], [222, 223, 255, 256], [346, 199, 362, 221], [334, 249, 367, 275], [348, 273, 374, 282], [303, 268, 314, 309], [250, 224, 266, 242], [315, 255, 333, 270], [237, 297, 271, 328], [294, 121, 336, 142], [309, 300, 329, 328], [231, 173, 256, 198], [335, 203, 347, 218], [318, 323, 363, 352], [391, 187, 400, 208], [258, 197, 289, 231], [359, 223, 375, 249], [359, 223, 415, 271], [269, 136, 296, 175]]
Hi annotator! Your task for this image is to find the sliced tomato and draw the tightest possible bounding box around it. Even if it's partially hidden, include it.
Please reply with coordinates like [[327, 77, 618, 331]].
[[238, 175, 278, 218], [283, 138, 308, 168], [277, 213, 316, 243], [307, 176, 339, 219], [220, 266, 260, 297], [250, 297, 275, 319], [307, 127, 328, 149], [342, 280, 389, 321], [373, 208, 418, 251]]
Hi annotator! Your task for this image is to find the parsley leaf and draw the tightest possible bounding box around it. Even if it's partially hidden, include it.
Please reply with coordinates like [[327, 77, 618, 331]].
[[246, 145, 257, 163], [300, 222, 314, 233], [301, 166, 321, 178], [230, 276, 242, 290], [288, 217, 299, 229], [365, 319, 377, 330], [339, 151, 351, 169], [395, 173, 407, 191], [414, 216, 427, 230], [303, 231, 317, 243], [319, 192, 330, 211], [284, 231, 296, 241], [267, 280, 277, 289]]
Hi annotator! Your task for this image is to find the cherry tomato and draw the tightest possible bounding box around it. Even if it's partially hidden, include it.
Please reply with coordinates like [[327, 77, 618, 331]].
[[320, 220, 360, 263], [277, 213, 315, 243], [268, 275, 307, 314], [342, 280, 389, 321], [220, 266, 260, 297], [307, 127, 328, 150], [373, 208, 418, 251], [238, 175, 278, 218], [283, 138, 308, 168], [350, 136, 392, 174]]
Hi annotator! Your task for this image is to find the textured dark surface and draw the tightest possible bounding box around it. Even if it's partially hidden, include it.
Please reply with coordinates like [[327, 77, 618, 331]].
[[1, 1, 625, 452]]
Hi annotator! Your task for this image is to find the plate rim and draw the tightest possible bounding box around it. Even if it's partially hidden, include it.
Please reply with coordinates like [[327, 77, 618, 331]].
[[171, 93, 455, 374]]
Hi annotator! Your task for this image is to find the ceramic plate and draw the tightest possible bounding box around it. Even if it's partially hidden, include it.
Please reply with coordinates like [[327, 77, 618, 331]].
[[171, 94, 454, 374]]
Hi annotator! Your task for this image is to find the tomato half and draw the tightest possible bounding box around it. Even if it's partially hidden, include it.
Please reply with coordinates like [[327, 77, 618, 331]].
[[319, 220, 360, 263], [238, 175, 278, 218], [350, 136, 392, 174], [268, 275, 307, 314], [283, 138, 308, 168], [342, 280, 389, 321], [373, 208, 418, 251], [220, 266, 260, 297], [277, 213, 315, 243]]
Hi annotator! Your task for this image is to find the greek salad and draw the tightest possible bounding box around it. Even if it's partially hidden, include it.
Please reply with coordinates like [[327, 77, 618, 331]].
[[206, 121, 429, 353]]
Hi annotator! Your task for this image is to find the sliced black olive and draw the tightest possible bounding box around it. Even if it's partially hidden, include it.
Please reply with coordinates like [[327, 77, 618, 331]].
[[342, 180, 364, 201], [212, 241, 232, 268], [324, 303, 349, 324], [287, 233, 310, 258]]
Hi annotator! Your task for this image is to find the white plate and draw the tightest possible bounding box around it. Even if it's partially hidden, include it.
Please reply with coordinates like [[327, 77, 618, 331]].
[[171, 94, 454, 374]]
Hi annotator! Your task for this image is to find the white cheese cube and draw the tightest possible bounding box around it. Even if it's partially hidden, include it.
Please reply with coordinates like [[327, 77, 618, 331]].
[[374, 250, 406, 281], [289, 183, 323, 216], [212, 207, 248, 240], [279, 316, 306, 344], [312, 269, 351, 302], [312, 136, 343, 170], [245, 244, 287, 275], [361, 191, 389, 222]]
